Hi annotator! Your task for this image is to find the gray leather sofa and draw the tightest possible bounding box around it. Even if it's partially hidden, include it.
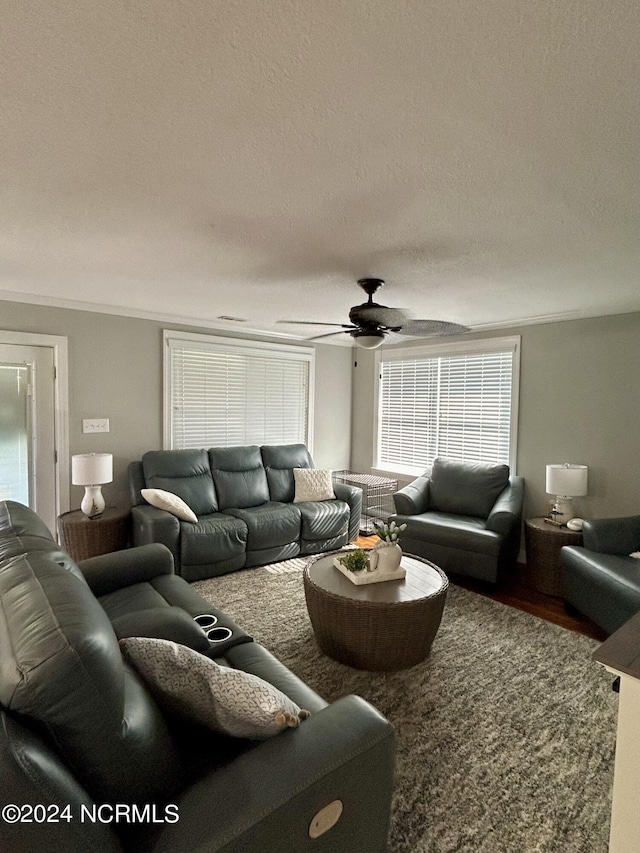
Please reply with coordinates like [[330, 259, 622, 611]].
[[390, 457, 524, 584], [128, 444, 362, 581], [561, 515, 640, 635], [0, 500, 395, 853]]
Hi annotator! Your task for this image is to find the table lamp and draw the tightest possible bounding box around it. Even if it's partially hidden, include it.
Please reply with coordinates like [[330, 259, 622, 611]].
[[545, 463, 588, 524], [72, 453, 113, 518]]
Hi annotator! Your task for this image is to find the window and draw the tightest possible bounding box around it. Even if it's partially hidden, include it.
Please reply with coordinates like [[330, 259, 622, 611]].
[[375, 337, 520, 475], [164, 331, 314, 450]]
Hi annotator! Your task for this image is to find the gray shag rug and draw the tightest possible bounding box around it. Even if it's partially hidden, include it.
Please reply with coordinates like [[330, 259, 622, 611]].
[[193, 558, 616, 853]]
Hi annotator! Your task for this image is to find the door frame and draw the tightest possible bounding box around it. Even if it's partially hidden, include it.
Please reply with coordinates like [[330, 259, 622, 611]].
[[0, 330, 69, 520]]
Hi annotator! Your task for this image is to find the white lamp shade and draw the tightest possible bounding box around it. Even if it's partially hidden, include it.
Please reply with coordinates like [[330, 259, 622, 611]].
[[72, 453, 113, 486], [545, 463, 588, 497]]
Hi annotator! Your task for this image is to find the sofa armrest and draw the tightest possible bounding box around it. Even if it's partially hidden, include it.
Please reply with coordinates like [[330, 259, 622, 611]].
[[78, 543, 175, 596], [485, 476, 524, 535], [131, 504, 180, 553], [332, 482, 363, 542], [393, 474, 430, 515], [582, 516, 640, 555], [146, 695, 395, 853]]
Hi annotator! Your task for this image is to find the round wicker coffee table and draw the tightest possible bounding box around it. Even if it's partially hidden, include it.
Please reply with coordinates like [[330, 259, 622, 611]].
[[303, 551, 449, 671]]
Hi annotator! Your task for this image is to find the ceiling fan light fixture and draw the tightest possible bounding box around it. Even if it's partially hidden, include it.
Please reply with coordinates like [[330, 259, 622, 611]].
[[353, 331, 385, 349]]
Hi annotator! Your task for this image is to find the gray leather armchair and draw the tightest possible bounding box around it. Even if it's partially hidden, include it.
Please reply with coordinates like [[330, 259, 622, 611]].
[[390, 457, 524, 583], [561, 515, 640, 635]]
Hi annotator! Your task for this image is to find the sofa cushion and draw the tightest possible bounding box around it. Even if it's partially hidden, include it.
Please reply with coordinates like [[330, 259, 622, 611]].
[[429, 458, 510, 519], [0, 552, 181, 806], [0, 499, 54, 540], [395, 511, 504, 557], [297, 500, 350, 540], [293, 468, 335, 502], [142, 488, 198, 522], [209, 446, 269, 510], [120, 637, 310, 740], [0, 501, 83, 578], [180, 513, 248, 566], [142, 449, 218, 516], [261, 444, 314, 502], [224, 502, 301, 551]]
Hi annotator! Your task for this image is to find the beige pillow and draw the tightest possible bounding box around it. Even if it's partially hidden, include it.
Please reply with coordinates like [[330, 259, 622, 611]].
[[141, 488, 198, 523], [293, 468, 335, 502], [120, 636, 310, 740]]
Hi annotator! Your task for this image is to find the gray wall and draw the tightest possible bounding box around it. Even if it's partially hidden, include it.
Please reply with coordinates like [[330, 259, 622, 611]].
[[350, 311, 640, 521], [3, 298, 639, 522], [0, 301, 353, 511]]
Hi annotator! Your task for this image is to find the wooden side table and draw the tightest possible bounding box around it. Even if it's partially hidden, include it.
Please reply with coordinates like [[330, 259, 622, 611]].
[[57, 507, 130, 562], [525, 517, 583, 597]]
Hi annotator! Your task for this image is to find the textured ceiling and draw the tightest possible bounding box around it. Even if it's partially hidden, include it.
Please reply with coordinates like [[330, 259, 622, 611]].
[[2, 1, 639, 342]]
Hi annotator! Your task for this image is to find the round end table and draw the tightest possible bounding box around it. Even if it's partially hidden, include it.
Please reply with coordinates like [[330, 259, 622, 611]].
[[57, 507, 130, 562], [525, 517, 583, 597], [303, 551, 449, 671]]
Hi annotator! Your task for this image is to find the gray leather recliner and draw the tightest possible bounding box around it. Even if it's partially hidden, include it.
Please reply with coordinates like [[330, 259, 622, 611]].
[[0, 500, 395, 853], [561, 515, 640, 635], [390, 457, 524, 584]]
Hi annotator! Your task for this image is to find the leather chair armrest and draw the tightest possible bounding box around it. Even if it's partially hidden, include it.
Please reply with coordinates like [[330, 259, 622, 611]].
[[131, 504, 180, 552], [145, 695, 395, 853], [393, 474, 430, 515], [485, 476, 524, 535], [78, 543, 175, 596], [582, 516, 640, 555], [112, 606, 210, 651], [332, 482, 363, 542]]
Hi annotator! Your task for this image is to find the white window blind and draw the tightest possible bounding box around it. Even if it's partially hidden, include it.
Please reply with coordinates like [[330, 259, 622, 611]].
[[164, 333, 314, 450], [377, 338, 519, 473]]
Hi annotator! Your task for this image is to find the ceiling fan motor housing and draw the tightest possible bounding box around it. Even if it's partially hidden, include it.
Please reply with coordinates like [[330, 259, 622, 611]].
[[357, 277, 385, 298]]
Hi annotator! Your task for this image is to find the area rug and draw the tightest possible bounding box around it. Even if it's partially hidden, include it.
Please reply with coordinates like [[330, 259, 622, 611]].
[[193, 562, 617, 853]]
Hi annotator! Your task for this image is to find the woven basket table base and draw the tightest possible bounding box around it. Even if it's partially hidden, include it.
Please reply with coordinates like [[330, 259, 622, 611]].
[[525, 517, 582, 597], [57, 508, 130, 562], [304, 551, 449, 671]]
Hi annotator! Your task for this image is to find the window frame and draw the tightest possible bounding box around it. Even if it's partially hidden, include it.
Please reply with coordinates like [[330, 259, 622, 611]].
[[373, 335, 521, 477], [163, 330, 315, 451]]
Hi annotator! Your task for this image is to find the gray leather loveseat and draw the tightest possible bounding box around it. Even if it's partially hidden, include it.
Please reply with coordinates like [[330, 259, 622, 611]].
[[561, 515, 640, 635], [128, 444, 362, 581], [0, 500, 395, 853], [390, 457, 524, 584]]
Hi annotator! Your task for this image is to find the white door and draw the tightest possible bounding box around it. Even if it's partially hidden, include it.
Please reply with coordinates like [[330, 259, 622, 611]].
[[0, 344, 57, 533]]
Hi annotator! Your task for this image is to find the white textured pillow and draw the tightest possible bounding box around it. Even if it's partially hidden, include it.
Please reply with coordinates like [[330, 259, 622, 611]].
[[141, 488, 198, 523], [293, 468, 335, 503], [120, 637, 310, 740]]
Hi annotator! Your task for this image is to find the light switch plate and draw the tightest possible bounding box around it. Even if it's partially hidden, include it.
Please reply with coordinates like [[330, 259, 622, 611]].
[[82, 418, 110, 433]]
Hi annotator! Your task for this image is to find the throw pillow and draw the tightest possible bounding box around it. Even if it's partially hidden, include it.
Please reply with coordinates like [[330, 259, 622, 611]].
[[293, 468, 335, 503], [120, 636, 310, 740], [141, 488, 198, 523]]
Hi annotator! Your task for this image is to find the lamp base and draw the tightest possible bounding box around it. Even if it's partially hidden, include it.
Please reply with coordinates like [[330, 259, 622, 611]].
[[552, 496, 574, 525], [80, 485, 105, 518]]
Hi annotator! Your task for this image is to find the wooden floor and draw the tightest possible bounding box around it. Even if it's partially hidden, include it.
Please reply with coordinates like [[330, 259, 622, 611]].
[[355, 535, 607, 643]]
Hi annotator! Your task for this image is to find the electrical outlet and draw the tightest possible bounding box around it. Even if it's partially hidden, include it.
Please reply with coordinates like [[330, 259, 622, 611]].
[[82, 418, 110, 434]]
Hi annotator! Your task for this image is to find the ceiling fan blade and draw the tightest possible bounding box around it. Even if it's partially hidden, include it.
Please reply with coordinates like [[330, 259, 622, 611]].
[[397, 319, 470, 336], [277, 320, 353, 328], [308, 330, 353, 341], [351, 305, 409, 327]]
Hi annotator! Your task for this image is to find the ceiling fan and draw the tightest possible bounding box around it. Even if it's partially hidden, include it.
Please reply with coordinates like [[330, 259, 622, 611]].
[[278, 278, 469, 349]]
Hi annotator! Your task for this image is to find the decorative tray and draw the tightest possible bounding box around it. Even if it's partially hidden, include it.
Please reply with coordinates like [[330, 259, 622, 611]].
[[333, 556, 406, 585]]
